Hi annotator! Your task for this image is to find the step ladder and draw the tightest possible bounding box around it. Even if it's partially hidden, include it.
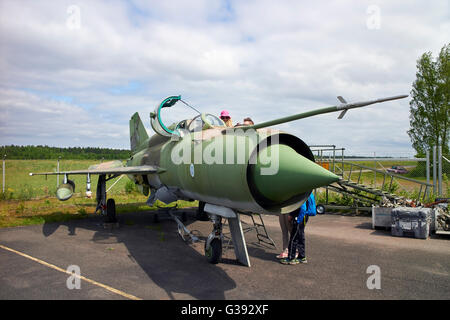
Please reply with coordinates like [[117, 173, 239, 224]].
[[239, 212, 277, 249], [222, 212, 277, 252]]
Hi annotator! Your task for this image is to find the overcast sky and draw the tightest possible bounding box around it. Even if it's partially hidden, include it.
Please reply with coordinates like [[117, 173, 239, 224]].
[[0, 0, 448, 157]]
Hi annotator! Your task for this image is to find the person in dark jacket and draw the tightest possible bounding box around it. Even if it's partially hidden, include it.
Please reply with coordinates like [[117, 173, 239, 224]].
[[280, 193, 316, 265]]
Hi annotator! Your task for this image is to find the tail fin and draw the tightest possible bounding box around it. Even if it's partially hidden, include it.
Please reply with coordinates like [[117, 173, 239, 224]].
[[130, 112, 149, 152]]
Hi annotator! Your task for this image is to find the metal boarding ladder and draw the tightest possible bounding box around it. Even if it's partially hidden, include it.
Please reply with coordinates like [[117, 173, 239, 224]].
[[241, 213, 277, 249], [222, 212, 277, 252]]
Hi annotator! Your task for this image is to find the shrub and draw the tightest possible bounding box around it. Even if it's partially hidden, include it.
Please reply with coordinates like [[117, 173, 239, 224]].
[[407, 162, 426, 178], [125, 180, 137, 194], [382, 180, 400, 194]]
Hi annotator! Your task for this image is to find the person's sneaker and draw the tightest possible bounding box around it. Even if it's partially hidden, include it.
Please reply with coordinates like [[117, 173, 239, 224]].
[[280, 258, 299, 265], [299, 257, 308, 264], [276, 249, 288, 259]]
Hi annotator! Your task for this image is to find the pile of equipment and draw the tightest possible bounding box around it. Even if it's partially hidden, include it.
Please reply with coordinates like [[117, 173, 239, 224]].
[[372, 199, 449, 239]]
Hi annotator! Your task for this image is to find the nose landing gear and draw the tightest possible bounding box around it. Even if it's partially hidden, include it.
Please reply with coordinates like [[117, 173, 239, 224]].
[[205, 215, 223, 264]]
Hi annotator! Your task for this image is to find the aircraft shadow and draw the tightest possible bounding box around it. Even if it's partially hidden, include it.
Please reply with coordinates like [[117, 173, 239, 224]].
[[41, 209, 237, 300]]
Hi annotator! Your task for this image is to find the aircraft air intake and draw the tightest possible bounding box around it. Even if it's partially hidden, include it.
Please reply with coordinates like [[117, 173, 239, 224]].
[[247, 134, 340, 213]]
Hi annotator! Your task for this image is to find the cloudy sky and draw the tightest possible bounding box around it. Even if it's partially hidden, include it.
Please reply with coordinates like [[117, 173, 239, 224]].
[[0, 0, 448, 157]]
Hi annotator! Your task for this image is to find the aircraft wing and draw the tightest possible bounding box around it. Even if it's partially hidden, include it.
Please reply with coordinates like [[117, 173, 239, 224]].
[[29, 160, 163, 177]]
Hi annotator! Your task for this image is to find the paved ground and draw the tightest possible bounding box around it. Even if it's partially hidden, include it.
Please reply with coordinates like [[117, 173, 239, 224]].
[[0, 209, 449, 300]]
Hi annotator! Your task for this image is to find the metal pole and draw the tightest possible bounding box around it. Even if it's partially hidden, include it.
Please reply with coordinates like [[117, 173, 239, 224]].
[[57, 156, 61, 187], [426, 149, 430, 197], [373, 152, 376, 186], [433, 146, 437, 195], [438, 145, 442, 197], [332, 146, 336, 174], [2, 154, 5, 193]]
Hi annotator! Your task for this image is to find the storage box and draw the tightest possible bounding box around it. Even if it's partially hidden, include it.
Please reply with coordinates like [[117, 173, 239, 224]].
[[372, 206, 392, 229], [391, 207, 432, 239]]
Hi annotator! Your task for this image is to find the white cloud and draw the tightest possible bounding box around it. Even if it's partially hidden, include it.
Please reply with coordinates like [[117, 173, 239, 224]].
[[0, 89, 128, 148], [0, 0, 448, 156]]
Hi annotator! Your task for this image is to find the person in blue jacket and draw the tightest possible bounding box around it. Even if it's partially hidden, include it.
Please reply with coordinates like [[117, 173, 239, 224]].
[[280, 193, 316, 265]]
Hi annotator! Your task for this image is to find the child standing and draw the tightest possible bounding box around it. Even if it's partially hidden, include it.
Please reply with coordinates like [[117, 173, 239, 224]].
[[280, 193, 316, 265]]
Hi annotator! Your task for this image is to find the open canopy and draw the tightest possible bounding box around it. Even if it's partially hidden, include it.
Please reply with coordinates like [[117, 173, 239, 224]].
[[150, 95, 225, 136]]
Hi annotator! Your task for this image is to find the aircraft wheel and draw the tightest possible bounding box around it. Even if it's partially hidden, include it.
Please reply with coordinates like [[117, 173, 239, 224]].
[[316, 204, 326, 215], [106, 198, 117, 223], [205, 238, 222, 264]]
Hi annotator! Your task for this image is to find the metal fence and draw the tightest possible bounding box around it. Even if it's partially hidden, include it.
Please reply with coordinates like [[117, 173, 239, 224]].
[[311, 145, 449, 200]]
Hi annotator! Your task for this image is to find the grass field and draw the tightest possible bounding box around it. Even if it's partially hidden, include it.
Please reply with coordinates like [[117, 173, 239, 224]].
[[0, 159, 132, 200], [0, 160, 197, 228]]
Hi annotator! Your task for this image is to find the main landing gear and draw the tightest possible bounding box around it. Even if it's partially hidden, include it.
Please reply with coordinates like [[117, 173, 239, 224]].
[[95, 174, 118, 223]]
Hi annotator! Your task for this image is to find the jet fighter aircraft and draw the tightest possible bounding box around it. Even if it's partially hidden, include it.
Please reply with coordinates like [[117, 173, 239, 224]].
[[30, 94, 408, 266]]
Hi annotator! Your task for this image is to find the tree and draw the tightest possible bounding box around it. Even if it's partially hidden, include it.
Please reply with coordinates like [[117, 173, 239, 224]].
[[408, 43, 449, 156]]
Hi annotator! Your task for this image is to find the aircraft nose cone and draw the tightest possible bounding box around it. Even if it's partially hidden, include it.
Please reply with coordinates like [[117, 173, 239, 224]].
[[250, 144, 339, 203]]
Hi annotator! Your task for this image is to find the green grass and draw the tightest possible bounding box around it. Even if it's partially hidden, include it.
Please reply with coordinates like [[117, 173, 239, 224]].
[[0, 159, 134, 200], [0, 194, 198, 228], [0, 160, 198, 228]]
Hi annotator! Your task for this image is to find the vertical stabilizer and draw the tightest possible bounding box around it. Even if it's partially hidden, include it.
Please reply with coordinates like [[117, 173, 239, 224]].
[[129, 112, 149, 152]]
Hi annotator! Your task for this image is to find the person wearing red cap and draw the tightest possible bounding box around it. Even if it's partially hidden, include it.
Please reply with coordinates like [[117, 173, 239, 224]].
[[220, 110, 233, 127]]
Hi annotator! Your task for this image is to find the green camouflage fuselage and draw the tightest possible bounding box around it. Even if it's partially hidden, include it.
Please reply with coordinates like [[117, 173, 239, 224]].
[[126, 127, 338, 214]]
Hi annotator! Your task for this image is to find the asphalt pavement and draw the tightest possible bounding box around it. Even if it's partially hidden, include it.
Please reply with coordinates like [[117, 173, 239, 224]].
[[0, 209, 449, 300]]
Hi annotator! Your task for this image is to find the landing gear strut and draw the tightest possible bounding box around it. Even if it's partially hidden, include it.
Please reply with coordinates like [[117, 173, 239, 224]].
[[95, 174, 117, 223], [205, 214, 223, 264], [196, 201, 209, 221]]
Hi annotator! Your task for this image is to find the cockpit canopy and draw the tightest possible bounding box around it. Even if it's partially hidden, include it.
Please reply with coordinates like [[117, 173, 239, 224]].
[[150, 96, 226, 137], [186, 114, 225, 132]]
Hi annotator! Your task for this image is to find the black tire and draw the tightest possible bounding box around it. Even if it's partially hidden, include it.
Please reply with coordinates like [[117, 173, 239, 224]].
[[153, 213, 159, 223], [106, 198, 117, 223], [205, 238, 222, 264], [316, 204, 326, 215], [181, 211, 187, 223], [196, 201, 209, 221]]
